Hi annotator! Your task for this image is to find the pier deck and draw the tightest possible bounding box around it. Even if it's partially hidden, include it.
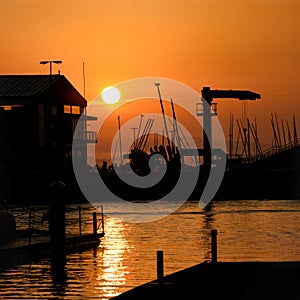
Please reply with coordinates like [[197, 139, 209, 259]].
[[111, 261, 300, 300], [0, 232, 104, 269]]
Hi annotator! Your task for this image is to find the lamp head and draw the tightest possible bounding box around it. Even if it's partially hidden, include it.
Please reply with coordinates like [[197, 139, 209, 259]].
[[39, 60, 62, 65]]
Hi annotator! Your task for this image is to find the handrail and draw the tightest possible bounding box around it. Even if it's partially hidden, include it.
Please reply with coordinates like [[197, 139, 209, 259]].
[[11, 204, 105, 245]]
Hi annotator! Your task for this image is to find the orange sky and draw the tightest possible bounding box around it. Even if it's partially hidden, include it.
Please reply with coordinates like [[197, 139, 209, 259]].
[[1, 0, 300, 150]]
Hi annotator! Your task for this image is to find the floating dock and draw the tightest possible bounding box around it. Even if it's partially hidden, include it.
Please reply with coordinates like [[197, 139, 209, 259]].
[[0, 204, 105, 269], [0, 231, 104, 269], [112, 230, 300, 300], [111, 260, 300, 300]]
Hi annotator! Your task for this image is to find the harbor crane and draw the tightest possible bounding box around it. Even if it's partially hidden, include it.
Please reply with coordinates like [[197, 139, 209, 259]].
[[198, 87, 261, 171]]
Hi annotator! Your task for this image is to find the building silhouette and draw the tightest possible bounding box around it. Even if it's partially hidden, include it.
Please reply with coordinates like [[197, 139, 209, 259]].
[[0, 74, 96, 201]]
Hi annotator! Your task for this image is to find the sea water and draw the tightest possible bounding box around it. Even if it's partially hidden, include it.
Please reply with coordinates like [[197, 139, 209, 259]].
[[0, 199, 300, 299]]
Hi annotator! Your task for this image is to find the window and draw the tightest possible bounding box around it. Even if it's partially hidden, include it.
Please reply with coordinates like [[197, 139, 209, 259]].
[[64, 105, 81, 114], [64, 105, 71, 114], [72, 106, 81, 114]]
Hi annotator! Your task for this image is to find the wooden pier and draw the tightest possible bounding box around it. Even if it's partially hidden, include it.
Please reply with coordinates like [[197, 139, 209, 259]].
[[0, 204, 105, 269], [0, 232, 104, 269], [112, 230, 300, 300], [111, 261, 300, 300]]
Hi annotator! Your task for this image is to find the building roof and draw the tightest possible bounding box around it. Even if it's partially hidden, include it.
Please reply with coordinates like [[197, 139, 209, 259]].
[[0, 75, 60, 97], [0, 75, 87, 106]]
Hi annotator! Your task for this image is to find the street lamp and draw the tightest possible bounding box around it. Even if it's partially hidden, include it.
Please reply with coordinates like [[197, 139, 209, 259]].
[[40, 60, 62, 84]]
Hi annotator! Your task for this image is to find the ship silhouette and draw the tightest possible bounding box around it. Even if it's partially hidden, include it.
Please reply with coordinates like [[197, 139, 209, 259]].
[[97, 86, 300, 201]]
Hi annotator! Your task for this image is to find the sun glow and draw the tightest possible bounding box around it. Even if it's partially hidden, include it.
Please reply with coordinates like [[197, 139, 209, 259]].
[[101, 86, 121, 104]]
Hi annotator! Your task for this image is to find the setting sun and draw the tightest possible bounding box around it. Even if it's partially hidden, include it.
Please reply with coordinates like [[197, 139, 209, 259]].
[[101, 86, 121, 104]]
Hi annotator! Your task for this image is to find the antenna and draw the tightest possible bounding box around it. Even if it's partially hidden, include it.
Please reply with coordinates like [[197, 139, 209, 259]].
[[83, 62, 86, 99]]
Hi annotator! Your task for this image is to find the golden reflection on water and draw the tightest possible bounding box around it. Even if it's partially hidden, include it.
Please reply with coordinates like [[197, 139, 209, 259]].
[[96, 217, 129, 298]]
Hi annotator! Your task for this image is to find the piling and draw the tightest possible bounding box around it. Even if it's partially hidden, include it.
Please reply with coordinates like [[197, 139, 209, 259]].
[[101, 205, 105, 233], [93, 212, 97, 235], [28, 211, 32, 246], [211, 229, 218, 263], [49, 180, 66, 266], [157, 250, 164, 284], [79, 206, 82, 236]]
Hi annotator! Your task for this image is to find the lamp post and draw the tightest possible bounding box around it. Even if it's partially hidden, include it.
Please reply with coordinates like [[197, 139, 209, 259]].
[[39, 60, 63, 175], [40, 60, 62, 84]]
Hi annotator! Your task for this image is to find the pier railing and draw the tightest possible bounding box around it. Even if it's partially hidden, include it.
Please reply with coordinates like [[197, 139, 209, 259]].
[[11, 204, 105, 246], [243, 138, 300, 164], [66, 205, 105, 236], [12, 206, 50, 245]]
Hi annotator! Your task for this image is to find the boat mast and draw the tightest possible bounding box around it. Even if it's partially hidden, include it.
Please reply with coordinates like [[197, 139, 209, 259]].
[[170, 98, 182, 153], [155, 83, 171, 159], [117, 115, 123, 165]]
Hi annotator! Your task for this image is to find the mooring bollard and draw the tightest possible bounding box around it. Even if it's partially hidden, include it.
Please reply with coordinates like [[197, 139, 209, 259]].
[[211, 229, 218, 263], [93, 212, 97, 235], [157, 250, 164, 284]]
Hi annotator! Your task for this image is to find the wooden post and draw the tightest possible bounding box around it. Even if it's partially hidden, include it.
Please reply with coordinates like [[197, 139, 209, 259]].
[[78, 206, 82, 236], [211, 229, 218, 263], [157, 250, 164, 284], [28, 211, 31, 246], [93, 212, 97, 235], [49, 180, 66, 266], [101, 205, 105, 234]]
